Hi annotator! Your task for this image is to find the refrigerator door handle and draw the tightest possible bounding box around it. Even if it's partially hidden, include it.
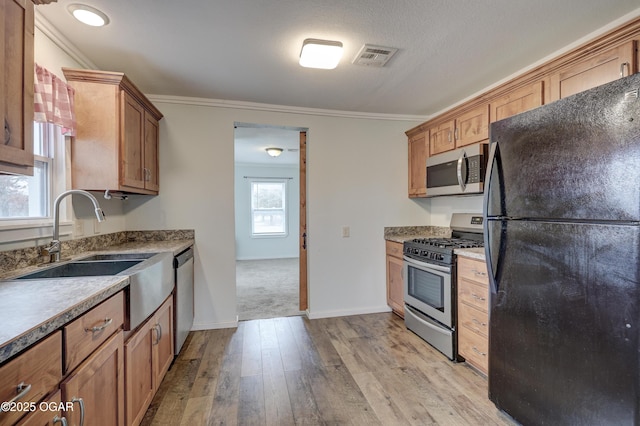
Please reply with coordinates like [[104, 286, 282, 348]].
[[456, 150, 467, 191], [483, 141, 500, 295]]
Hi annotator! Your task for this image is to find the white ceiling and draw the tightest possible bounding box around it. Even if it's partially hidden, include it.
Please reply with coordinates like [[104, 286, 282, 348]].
[[35, 1, 640, 163], [234, 125, 301, 166]]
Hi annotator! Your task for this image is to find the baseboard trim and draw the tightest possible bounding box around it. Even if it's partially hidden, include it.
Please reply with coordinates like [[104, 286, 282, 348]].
[[307, 305, 392, 320], [191, 319, 238, 330]]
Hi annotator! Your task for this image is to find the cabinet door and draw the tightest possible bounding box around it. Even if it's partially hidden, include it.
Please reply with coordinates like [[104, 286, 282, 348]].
[[0, 0, 34, 175], [549, 41, 637, 101], [429, 120, 455, 155], [125, 321, 154, 426], [143, 112, 159, 192], [120, 91, 145, 190], [61, 331, 125, 426], [386, 251, 404, 317], [491, 81, 543, 123], [408, 131, 428, 197], [454, 104, 489, 147], [153, 297, 174, 388]]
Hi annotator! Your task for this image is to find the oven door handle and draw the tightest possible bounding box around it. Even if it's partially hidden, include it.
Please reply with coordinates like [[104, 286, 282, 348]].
[[403, 256, 451, 273], [405, 305, 450, 333]]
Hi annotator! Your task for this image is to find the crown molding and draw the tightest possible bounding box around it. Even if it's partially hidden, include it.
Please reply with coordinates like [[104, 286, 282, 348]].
[[34, 10, 98, 70], [147, 94, 429, 122]]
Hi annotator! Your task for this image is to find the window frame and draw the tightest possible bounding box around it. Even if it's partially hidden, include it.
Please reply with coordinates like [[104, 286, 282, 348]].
[[0, 123, 70, 242], [250, 179, 288, 238]]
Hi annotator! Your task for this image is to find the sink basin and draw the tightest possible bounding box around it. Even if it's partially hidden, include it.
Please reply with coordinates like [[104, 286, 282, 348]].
[[16, 260, 143, 279], [13, 251, 175, 331], [77, 253, 157, 262]]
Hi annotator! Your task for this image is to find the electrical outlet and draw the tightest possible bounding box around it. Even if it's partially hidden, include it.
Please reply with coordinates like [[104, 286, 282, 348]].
[[342, 226, 350, 238], [94, 218, 101, 234]]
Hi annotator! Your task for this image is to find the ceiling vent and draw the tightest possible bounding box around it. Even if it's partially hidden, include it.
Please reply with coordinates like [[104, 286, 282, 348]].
[[352, 44, 398, 67]]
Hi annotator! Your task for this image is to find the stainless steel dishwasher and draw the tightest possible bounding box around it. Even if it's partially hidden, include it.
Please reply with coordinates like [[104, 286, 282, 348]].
[[174, 246, 194, 356]]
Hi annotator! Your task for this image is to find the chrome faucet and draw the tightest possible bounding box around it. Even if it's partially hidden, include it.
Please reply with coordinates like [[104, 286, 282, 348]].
[[42, 190, 106, 263]]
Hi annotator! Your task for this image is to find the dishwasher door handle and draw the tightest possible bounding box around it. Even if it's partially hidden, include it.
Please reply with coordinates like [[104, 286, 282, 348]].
[[174, 247, 194, 268]]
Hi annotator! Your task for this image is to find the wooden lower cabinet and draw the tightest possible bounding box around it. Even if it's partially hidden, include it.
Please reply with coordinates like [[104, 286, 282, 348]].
[[16, 390, 67, 426], [0, 332, 62, 426], [457, 256, 489, 375], [125, 296, 174, 426], [61, 330, 125, 426], [385, 240, 404, 317]]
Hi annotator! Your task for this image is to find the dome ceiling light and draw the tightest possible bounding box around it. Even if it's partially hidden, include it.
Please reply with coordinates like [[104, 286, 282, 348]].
[[266, 147, 284, 157], [299, 39, 343, 70], [68, 4, 110, 27]]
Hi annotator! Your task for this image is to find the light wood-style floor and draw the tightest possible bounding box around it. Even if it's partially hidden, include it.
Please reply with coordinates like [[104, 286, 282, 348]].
[[141, 313, 516, 425]]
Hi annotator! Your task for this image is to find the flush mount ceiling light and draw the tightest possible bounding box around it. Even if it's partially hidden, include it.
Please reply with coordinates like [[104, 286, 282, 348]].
[[68, 4, 110, 27], [299, 39, 343, 69], [266, 147, 283, 157]]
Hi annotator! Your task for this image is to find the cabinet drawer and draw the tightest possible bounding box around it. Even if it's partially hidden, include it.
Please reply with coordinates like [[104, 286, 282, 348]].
[[0, 332, 62, 426], [385, 240, 403, 259], [64, 292, 125, 373], [458, 303, 489, 337], [16, 389, 65, 426], [457, 257, 489, 284], [458, 325, 488, 374], [458, 278, 489, 313]]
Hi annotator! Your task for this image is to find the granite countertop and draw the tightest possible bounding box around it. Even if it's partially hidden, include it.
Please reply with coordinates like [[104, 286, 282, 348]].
[[454, 247, 486, 260], [0, 239, 194, 364], [384, 225, 450, 243]]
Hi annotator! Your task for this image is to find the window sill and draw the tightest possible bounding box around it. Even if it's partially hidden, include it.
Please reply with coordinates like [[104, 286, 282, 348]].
[[0, 220, 73, 247]]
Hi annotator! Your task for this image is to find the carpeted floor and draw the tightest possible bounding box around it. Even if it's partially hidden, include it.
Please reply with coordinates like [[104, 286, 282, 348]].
[[236, 258, 304, 321]]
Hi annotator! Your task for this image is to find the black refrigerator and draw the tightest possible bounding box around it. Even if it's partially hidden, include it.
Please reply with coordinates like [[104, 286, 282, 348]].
[[484, 73, 640, 425]]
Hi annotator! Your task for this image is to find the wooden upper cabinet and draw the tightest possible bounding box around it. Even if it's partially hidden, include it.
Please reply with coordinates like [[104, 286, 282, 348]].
[[63, 68, 163, 195], [408, 130, 428, 197], [428, 105, 488, 156], [144, 112, 160, 192], [491, 81, 544, 123], [454, 104, 489, 147], [549, 41, 637, 101], [429, 120, 455, 155], [0, 0, 34, 175]]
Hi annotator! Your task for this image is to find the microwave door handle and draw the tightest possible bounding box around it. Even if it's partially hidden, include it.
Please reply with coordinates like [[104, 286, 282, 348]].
[[456, 150, 467, 191]]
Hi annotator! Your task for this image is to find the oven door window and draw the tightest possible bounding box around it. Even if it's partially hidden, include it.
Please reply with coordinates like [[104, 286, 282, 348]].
[[407, 265, 445, 311]]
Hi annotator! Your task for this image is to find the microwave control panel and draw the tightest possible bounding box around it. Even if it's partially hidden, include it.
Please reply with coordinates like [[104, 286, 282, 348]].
[[467, 155, 483, 183]]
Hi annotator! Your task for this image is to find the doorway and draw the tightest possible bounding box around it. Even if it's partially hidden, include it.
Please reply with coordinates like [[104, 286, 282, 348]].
[[234, 123, 308, 321]]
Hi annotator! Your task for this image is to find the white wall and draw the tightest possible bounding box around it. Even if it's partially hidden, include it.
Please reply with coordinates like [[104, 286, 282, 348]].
[[234, 163, 299, 260], [427, 195, 484, 226], [123, 100, 430, 327]]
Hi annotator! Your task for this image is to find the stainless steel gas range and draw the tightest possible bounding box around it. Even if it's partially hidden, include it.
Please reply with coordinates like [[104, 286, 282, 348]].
[[403, 213, 483, 360]]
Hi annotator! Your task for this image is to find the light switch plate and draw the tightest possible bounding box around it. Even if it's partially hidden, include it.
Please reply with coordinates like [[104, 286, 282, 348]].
[[342, 226, 350, 238]]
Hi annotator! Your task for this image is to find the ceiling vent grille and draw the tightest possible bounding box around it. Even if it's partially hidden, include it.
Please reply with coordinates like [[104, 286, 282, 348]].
[[352, 44, 398, 67]]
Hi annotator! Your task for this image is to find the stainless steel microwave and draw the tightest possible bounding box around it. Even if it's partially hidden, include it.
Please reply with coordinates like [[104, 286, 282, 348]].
[[425, 143, 488, 197]]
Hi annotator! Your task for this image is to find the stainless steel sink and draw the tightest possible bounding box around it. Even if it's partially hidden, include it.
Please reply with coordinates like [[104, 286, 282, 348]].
[[14, 251, 174, 331], [16, 260, 143, 279], [76, 253, 157, 262]]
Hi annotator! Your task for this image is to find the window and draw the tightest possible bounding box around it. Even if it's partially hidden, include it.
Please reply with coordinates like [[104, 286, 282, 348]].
[[0, 123, 63, 221], [251, 180, 287, 236]]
